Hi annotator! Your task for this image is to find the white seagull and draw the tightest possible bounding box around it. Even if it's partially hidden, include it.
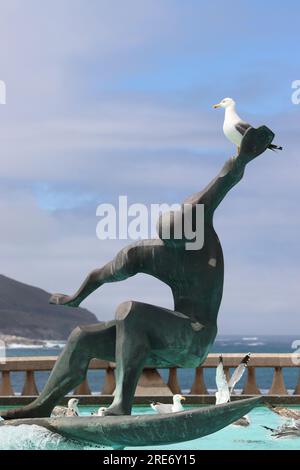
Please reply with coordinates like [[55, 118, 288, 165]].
[[262, 420, 300, 439], [51, 398, 79, 417], [91, 407, 107, 417], [216, 353, 251, 427], [150, 394, 186, 414], [265, 403, 300, 421], [213, 97, 282, 154]]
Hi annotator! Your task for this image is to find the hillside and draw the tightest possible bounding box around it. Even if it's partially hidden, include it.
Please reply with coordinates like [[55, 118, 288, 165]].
[[0, 274, 98, 340]]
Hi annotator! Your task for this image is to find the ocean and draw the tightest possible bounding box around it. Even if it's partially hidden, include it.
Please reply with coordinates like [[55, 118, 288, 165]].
[[4, 335, 300, 395]]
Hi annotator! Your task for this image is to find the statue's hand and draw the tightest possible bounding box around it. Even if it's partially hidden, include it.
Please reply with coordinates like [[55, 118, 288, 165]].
[[49, 293, 80, 308]]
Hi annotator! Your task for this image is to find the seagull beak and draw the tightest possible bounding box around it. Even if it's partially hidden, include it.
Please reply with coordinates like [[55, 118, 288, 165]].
[[213, 103, 221, 109], [180, 395, 186, 401]]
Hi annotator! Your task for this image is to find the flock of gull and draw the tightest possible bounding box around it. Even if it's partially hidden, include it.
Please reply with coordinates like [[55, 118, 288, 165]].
[[20, 353, 297, 439]]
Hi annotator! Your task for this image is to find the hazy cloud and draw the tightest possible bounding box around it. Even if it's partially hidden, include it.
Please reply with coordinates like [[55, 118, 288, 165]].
[[0, 0, 299, 334]]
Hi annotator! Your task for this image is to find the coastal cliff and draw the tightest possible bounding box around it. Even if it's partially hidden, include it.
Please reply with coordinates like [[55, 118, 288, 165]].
[[0, 274, 98, 340]]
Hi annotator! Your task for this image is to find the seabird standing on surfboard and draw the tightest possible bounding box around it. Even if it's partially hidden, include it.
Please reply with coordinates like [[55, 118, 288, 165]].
[[213, 98, 283, 154]]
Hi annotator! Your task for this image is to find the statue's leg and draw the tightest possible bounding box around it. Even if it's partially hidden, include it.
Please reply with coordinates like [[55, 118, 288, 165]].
[[104, 301, 210, 416], [104, 302, 151, 416], [0, 321, 116, 420]]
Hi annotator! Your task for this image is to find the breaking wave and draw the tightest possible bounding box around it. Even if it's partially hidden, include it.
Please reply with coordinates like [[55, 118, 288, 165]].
[[0, 424, 109, 450]]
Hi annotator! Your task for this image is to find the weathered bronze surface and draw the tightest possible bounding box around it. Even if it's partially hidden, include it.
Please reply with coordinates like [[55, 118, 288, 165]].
[[1, 127, 274, 428], [0, 397, 261, 448]]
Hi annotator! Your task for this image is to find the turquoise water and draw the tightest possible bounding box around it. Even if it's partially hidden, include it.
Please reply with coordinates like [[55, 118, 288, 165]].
[[0, 405, 299, 450]]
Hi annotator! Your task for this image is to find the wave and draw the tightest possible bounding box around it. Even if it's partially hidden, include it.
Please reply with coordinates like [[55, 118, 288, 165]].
[[246, 342, 265, 346], [242, 337, 258, 341], [44, 341, 66, 349], [7, 344, 45, 350], [6, 341, 66, 350], [0, 424, 109, 450]]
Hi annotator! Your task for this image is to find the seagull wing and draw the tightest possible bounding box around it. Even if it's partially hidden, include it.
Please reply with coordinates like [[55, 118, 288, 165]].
[[270, 407, 300, 420], [216, 356, 230, 404], [232, 415, 250, 427], [294, 420, 300, 430], [228, 353, 250, 392], [51, 406, 67, 417], [235, 121, 252, 137], [65, 408, 78, 417], [284, 409, 300, 420], [151, 402, 173, 414]]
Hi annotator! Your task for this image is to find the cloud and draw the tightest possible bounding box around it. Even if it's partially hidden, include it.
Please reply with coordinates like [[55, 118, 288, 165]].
[[0, 0, 299, 334]]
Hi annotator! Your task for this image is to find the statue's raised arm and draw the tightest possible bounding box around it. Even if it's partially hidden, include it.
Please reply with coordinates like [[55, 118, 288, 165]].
[[184, 126, 274, 218], [49, 242, 142, 307]]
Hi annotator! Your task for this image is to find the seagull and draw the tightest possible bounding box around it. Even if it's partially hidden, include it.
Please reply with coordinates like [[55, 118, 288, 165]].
[[216, 353, 251, 427], [150, 394, 186, 414], [216, 353, 251, 404], [51, 398, 79, 417], [91, 407, 107, 417], [262, 420, 300, 439], [232, 416, 251, 427], [213, 97, 283, 154], [265, 403, 300, 421]]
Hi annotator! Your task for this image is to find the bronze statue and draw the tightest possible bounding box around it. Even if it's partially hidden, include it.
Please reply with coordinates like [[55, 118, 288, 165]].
[[1, 126, 275, 420]]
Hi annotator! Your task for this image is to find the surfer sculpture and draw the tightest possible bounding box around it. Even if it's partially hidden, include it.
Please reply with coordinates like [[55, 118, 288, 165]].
[[1, 127, 274, 430]]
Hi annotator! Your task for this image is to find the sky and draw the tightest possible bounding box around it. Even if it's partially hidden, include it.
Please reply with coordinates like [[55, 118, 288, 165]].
[[0, 0, 299, 335]]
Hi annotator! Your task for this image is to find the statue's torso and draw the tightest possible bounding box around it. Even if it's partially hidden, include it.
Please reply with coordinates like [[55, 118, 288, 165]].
[[136, 224, 224, 326]]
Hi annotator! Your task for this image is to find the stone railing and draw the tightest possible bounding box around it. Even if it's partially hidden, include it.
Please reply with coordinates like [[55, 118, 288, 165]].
[[0, 354, 299, 401]]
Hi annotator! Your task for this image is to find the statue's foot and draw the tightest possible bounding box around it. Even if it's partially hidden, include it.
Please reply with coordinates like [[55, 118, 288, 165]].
[[49, 293, 79, 307], [0, 404, 51, 421], [103, 405, 129, 417]]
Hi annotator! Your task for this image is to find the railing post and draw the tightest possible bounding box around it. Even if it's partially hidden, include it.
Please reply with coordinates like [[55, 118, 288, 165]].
[[136, 368, 172, 396], [269, 367, 288, 395], [242, 367, 261, 395], [190, 367, 208, 395], [224, 366, 231, 381], [101, 367, 116, 394], [22, 371, 39, 396], [167, 367, 181, 394], [294, 372, 300, 395], [0, 371, 14, 396], [74, 378, 91, 395]]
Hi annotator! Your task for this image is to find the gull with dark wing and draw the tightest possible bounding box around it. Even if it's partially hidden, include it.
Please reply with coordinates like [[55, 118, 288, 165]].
[[265, 403, 300, 421], [262, 420, 300, 439], [51, 398, 79, 417], [213, 97, 283, 154], [216, 354, 251, 426], [150, 394, 186, 414]]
